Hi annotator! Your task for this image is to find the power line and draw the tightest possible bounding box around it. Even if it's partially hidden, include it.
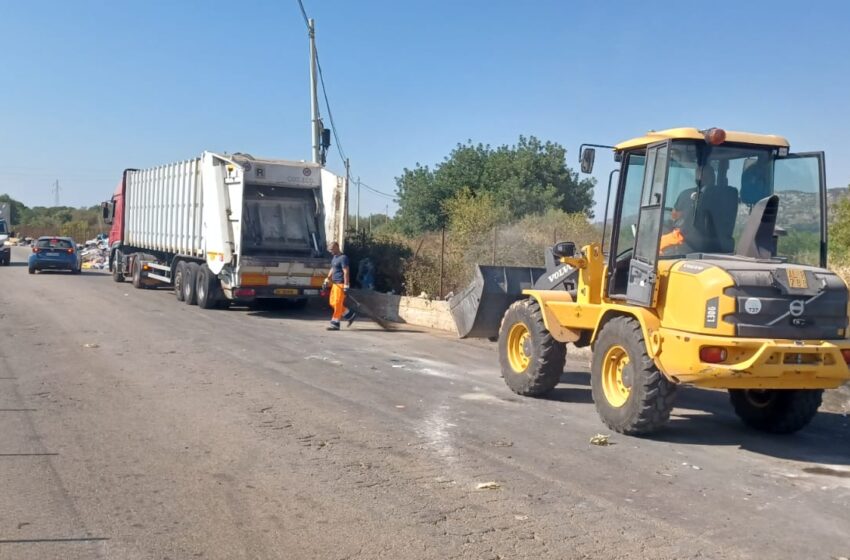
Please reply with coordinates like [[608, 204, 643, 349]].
[[296, 0, 309, 28], [359, 180, 395, 199], [296, 0, 347, 165], [315, 53, 347, 164]]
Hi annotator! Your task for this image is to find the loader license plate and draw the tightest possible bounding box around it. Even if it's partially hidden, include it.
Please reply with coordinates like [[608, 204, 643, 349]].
[[787, 268, 808, 289], [274, 288, 299, 295]]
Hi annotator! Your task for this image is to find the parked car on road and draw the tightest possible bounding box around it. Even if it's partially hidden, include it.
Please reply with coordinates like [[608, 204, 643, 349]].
[[28, 237, 82, 274]]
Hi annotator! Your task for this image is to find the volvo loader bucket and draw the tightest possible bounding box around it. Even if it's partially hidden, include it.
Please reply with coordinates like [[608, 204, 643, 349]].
[[449, 265, 545, 339]]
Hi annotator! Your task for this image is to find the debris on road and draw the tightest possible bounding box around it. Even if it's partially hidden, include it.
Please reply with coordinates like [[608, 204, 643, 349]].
[[589, 434, 611, 446], [82, 343, 99, 349], [476, 481, 502, 490]]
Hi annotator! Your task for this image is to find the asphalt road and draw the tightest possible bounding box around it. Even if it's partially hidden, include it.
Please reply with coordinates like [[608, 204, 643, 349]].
[[1, 245, 849, 560]]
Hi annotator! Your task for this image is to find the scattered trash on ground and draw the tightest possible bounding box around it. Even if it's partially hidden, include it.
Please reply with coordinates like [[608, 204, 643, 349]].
[[476, 481, 501, 490], [82, 343, 99, 349], [589, 434, 611, 446]]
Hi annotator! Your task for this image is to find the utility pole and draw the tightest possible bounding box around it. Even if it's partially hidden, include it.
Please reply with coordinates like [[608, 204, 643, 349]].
[[355, 177, 361, 231], [385, 204, 389, 225], [53, 180, 60, 207], [308, 18, 320, 164]]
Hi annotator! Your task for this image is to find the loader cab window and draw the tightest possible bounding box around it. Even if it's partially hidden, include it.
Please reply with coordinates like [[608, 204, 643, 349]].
[[606, 152, 645, 296]]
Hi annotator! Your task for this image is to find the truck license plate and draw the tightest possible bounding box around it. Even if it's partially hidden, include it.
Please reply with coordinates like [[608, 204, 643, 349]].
[[274, 288, 299, 295], [787, 268, 808, 289]]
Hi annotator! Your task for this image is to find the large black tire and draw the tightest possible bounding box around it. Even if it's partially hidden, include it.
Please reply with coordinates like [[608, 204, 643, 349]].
[[173, 261, 187, 302], [498, 299, 565, 397], [112, 250, 125, 283], [729, 389, 823, 434], [131, 255, 145, 289], [182, 262, 199, 305], [196, 264, 220, 309], [590, 316, 677, 435]]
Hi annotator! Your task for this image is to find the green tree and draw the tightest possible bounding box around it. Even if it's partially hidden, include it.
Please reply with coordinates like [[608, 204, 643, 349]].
[[0, 194, 30, 225], [830, 190, 850, 263], [394, 136, 595, 235]]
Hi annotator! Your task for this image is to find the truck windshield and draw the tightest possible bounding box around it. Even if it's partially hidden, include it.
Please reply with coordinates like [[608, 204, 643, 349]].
[[242, 185, 320, 255], [660, 142, 824, 266]]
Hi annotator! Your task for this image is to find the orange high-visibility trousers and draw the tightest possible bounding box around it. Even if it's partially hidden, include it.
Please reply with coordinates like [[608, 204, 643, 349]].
[[329, 283, 349, 322]]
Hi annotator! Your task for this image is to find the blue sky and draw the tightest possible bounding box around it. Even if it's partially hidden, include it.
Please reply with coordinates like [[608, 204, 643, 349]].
[[1, 0, 849, 218]]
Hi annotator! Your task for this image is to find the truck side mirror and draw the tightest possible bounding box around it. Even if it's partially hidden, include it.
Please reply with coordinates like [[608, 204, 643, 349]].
[[552, 241, 577, 258], [101, 201, 113, 224], [580, 147, 595, 174]]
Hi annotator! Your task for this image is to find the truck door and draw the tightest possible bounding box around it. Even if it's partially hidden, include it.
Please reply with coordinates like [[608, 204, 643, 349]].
[[773, 152, 826, 268], [626, 140, 671, 307]]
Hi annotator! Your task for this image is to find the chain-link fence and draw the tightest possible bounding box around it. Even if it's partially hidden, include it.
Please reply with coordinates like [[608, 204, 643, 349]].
[[13, 225, 105, 244], [348, 211, 601, 298]]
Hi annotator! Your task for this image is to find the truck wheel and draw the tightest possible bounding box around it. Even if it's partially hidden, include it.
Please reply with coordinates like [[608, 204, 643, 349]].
[[131, 255, 145, 289], [729, 389, 823, 434], [196, 264, 220, 309], [112, 250, 125, 283], [173, 261, 187, 302], [590, 317, 677, 435], [182, 262, 199, 305], [498, 299, 565, 396]]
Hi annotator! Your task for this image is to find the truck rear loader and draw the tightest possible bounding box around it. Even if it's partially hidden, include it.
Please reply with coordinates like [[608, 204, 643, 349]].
[[451, 127, 850, 435], [102, 152, 347, 309]]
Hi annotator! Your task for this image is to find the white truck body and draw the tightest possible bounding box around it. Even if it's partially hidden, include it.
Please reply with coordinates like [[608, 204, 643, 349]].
[[107, 151, 347, 301]]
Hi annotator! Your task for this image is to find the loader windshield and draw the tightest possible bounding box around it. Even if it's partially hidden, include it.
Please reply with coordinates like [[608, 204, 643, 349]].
[[658, 142, 824, 266], [242, 185, 322, 256]]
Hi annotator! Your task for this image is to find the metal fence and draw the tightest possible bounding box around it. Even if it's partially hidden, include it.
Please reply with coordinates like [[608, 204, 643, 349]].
[[12, 225, 105, 244]]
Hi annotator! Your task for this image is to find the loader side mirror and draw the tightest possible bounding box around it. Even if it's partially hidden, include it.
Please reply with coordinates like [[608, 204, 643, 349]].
[[580, 147, 596, 174], [553, 241, 577, 258]]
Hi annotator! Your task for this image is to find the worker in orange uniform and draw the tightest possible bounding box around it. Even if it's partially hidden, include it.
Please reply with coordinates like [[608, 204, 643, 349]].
[[659, 188, 696, 254], [323, 242, 356, 331]]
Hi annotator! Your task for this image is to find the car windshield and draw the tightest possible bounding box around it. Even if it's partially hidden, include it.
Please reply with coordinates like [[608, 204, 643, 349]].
[[659, 142, 824, 266], [37, 238, 73, 249]]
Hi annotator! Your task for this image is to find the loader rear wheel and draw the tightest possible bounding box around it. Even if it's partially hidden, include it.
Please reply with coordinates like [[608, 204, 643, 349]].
[[173, 261, 187, 302], [183, 262, 199, 305], [728, 389, 822, 434], [196, 264, 221, 309], [111, 250, 125, 283], [498, 299, 565, 397], [591, 317, 677, 435]]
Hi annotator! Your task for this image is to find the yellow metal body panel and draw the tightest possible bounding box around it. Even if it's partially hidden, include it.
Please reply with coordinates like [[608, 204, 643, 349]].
[[655, 260, 737, 337], [614, 127, 790, 152], [654, 328, 850, 389]]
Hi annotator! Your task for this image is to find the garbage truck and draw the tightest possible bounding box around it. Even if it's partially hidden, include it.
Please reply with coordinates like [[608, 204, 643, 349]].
[[451, 127, 850, 436], [102, 152, 348, 309]]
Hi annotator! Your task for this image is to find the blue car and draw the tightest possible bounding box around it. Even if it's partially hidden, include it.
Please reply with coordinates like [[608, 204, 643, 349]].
[[28, 236, 82, 274]]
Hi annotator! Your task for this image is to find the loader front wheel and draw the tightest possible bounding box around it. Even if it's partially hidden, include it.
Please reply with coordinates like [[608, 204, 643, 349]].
[[591, 317, 676, 435], [728, 389, 822, 434], [498, 299, 565, 397]]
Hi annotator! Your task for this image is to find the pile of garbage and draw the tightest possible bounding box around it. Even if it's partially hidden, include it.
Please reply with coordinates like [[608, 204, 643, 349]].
[[80, 235, 110, 271]]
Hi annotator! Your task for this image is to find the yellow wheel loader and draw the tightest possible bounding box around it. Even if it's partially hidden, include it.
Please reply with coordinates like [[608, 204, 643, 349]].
[[450, 127, 850, 435]]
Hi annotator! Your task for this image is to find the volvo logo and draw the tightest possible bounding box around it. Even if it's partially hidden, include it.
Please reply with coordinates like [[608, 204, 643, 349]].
[[789, 300, 805, 317]]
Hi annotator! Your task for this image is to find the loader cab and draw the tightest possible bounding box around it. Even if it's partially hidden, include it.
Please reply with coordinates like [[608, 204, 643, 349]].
[[597, 128, 827, 307]]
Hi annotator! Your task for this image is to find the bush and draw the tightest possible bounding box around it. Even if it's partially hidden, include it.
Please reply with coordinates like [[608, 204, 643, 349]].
[[344, 230, 412, 294]]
